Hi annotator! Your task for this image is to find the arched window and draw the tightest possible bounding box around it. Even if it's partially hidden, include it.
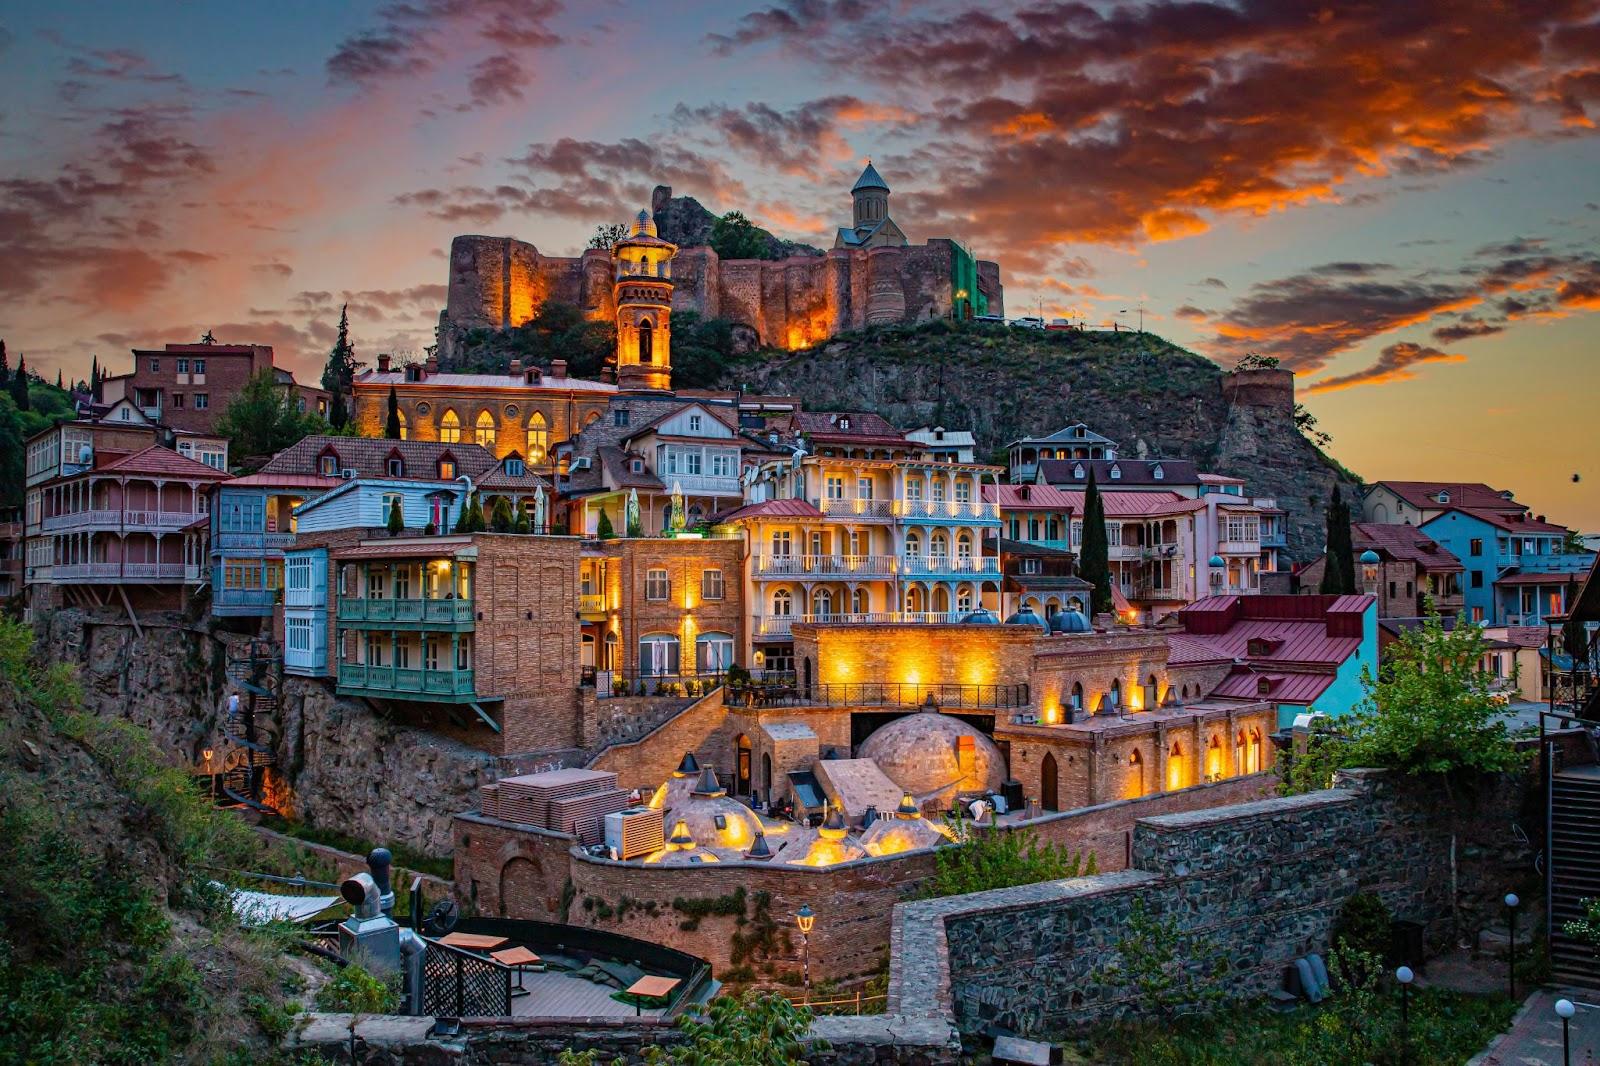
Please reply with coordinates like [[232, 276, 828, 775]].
[[526, 412, 548, 463], [1068, 596, 1084, 612], [1248, 728, 1263, 774], [772, 589, 793, 616], [1235, 730, 1248, 774], [956, 531, 973, 561], [475, 410, 496, 448], [1127, 748, 1145, 800], [1167, 741, 1186, 791], [903, 530, 921, 560], [1109, 678, 1121, 709], [930, 532, 948, 560], [696, 632, 734, 673], [736, 734, 752, 794], [1041, 753, 1059, 812], [639, 318, 654, 363], [956, 585, 973, 612], [1206, 735, 1225, 781], [1070, 682, 1084, 714], [933, 585, 951, 614], [905, 585, 925, 612], [396, 408, 408, 440], [584, 410, 601, 427], [439, 409, 461, 444], [638, 633, 679, 677], [1144, 673, 1158, 710]]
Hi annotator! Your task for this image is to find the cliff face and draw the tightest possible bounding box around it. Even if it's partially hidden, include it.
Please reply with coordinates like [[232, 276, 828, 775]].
[[650, 184, 823, 259], [721, 324, 1356, 562]]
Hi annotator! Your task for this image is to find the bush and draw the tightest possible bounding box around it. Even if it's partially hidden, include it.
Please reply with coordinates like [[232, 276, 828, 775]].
[[1333, 892, 1393, 960], [313, 963, 400, 1014], [918, 825, 1095, 898]]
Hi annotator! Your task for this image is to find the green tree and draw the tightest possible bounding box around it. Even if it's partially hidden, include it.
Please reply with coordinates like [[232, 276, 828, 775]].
[[0, 399, 24, 507], [1233, 353, 1280, 370], [384, 386, 402, 439], [513, 501, 531, 534], [1079, 467, 1112, 616], [9, 357, 29, 412], [89, 354, 98, 398], [454, 492, 486, 534], [322, 304, 359, 429], [0, 340, 9, 386], [596, 510, 615, 540], [213, 369, 327, 464], [386, 496, 404, 536], [560, 990, 818, 1066], [1319, 485, 1356, 594], [488, 495, 513, 533], [587, 222, 629, 249], [1110, 898, 1227, 1023], [918, 826, 1095, 898], [710, 211, 769, 260]]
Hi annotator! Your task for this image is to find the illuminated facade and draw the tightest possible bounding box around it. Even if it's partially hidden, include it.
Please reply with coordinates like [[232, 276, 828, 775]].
[[612, 209, 676, 392]]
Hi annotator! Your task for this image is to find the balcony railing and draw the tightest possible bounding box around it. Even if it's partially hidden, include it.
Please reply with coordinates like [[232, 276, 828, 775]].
[[752, 610, 968, 637], [1216, 538, 1261, 555], [899, 500, 1000, 521], [763, 681, 1030, 710], [337, 662, 478, 698], [42, 509, 208, 533], [900, 555, 1001, 576], [817, 497, 894, 519], [753, 553, 898, 577], [214, 530, 298, 550], [661, 473, 742, 495], [337, 597, 475, 624], [51, 562, 198, 582], [578, 593, 607, 614]]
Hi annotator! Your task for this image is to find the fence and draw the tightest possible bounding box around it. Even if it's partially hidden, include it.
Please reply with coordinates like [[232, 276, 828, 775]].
[[780, 989, 889, 1016], [591, 670, 728, 700], [421, 939, 512, 1018], [758, 682, 1029, 710]]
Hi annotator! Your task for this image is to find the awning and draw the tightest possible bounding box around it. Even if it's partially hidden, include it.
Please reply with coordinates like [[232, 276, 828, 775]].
[[224, 885, 341, 926]]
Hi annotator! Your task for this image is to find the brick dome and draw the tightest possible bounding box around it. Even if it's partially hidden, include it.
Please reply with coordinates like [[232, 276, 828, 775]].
[[857, 712, 1006, 806]]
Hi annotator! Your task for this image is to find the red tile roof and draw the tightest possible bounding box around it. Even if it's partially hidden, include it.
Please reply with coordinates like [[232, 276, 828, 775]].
[[790, 411, 907, 445], [984, 483, 1076, 511], [712, 498, 823, 523], [1373, 481, 1524, 513], [94, 445, 232, 480], [225, 473, 344, 489], [1442, 507, 1569, 535], [1210, 668, 1336, 705], [1496, 626, 1549, 649], [1048, 490, 1207, 518], [1352, 522, 1463, 570]]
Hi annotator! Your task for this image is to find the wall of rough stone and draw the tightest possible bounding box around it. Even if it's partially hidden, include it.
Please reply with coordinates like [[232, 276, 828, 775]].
[[586, 688, 731, 788]]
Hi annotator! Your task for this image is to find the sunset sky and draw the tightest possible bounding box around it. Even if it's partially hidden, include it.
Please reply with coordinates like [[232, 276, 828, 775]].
[[2, 1, 1597, 527]]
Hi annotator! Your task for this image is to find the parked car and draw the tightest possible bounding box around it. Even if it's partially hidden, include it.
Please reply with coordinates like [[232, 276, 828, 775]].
[[1012, 316, 1045, 329], [1047, 318, 1075, 331], [973, 314, 1006, 326]]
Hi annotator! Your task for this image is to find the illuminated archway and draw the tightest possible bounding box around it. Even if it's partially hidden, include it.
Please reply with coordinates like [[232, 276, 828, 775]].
[[526, 412, 548, 463], [439, 409, 461, 444], [475, 409, 496, 448]]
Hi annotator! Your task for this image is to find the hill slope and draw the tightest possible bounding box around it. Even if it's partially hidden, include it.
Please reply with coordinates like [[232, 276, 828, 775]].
[[719, 321, 1358, 563]]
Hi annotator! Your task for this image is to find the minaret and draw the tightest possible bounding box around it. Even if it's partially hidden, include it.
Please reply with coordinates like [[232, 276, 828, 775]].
[[851, 161, 890, 233], [612, 208, 677, 392]]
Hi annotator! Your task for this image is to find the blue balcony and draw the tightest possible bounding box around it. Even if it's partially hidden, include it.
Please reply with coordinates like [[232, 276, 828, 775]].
[[213, 587, 280, 616], [337, 663, 480, 702], [337, 596, 476, 627]]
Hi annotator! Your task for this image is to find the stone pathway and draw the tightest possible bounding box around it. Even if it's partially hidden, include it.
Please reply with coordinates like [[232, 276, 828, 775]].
[[1472, 989, 1600, 1066]]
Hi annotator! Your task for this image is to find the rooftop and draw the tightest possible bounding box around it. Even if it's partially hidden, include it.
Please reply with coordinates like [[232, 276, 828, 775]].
[[1370, 480, 1522, 513], [1037, 457, 1200, 488], [1352, 522, 1463, 569]]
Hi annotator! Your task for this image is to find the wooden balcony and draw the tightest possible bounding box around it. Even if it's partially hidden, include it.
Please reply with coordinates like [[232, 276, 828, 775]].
[[337, 596, 475, 627], [51, 562, 201, 582], [43, 509, 208, 533], [752, 553, 898, 578], [336, 663, 479, 702]]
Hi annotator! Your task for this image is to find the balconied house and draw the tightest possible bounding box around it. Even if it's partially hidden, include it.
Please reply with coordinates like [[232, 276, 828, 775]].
[[719, 411, 1004, 671], [1298, 522, 1465, 619], [1006, 423, 1118, 482], [25, 444, 227, 613], [1420, 507, 1593, 624], [994, 482, 1075, 552], [1362, 480, 1525, 527], [556, 396, 747, 536], [995, 538, 1092, 620]]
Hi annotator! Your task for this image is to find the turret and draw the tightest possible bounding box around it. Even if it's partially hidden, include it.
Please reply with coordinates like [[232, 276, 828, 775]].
[[611, 208, 677, 392], [851, 161, 890, 233]]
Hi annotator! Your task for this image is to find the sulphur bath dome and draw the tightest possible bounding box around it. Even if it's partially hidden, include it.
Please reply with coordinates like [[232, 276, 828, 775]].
[[857, 712, 1006, 807]]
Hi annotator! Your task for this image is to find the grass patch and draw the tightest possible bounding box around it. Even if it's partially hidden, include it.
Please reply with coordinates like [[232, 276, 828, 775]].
[[260, 815, 454, 880]]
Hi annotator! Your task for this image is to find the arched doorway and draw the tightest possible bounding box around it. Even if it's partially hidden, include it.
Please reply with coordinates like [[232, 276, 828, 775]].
[[1206, 735, 1225, 781], [1041, 753, 1059, 812], [1247, 729, 1262, 774], [762, 752, 773, 797], [639, 319, 654, 363], [802, 656, 813, 698], [736, 734, 752, 795], [498, 856, 546, 918], [1126, 749, 1145, 799], [1167, 741, 1186, 791]]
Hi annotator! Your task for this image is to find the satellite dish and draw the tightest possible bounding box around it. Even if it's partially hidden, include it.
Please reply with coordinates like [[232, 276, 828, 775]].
[[424, 898, 460, 935]]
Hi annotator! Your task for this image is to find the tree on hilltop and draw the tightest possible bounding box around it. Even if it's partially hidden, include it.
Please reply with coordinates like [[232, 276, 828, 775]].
[[0, 340, 9, 387], [1319, 485, 1356, 595], [10, 357, 30, 412], [710, 211, 768, 260], [214, 369, 326, 464]]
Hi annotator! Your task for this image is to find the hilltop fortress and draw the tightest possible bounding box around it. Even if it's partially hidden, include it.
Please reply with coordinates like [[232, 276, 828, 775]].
[[435, 165, 1004, 360]]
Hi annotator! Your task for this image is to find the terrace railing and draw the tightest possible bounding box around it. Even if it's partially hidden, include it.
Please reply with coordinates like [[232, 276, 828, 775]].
[[420, 939, 512, 1018], [765, 681, 1029, 709]]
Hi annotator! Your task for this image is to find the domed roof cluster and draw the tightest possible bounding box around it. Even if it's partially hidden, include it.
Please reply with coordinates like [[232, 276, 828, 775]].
[[857, 712, 1006, 806], [1049, 610, 1093, 634], [1005, 606, 1048, 631], [961, 608, 1000, 624]]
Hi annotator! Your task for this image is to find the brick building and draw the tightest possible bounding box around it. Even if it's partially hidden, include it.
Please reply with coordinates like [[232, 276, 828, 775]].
[[100, 343, 328, 436], [1297, 522, 1465, 619]]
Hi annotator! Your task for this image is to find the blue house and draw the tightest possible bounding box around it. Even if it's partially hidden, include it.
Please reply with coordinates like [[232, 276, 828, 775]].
[[283, 546, 330, 676], [211, 472, 339, 617], [1420, 508, 1593, 624]]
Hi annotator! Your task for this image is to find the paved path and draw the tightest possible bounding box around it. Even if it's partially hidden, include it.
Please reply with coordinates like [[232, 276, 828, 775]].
[[1473, 989, 1600, 1066]]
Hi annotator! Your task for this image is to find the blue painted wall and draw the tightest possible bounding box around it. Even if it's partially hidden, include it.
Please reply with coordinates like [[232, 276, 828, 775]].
[[295, 479, 464, 533], [1289, 598, 1378, 729]]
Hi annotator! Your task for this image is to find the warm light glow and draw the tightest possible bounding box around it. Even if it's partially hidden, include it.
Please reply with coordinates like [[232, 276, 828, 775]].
[[719, 815, 750, 848]]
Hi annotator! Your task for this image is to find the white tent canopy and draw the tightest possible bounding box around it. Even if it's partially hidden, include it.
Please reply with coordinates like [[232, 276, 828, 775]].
[[222, 884, 341, 926]]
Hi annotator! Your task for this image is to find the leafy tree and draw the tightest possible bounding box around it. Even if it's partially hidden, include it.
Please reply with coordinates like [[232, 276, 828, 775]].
[[386, 496, 404, 536], [0, 399, 24, 507], [1318, 485, 1356, 594], [587, 222, 629, 249], [488, 495, 513, 533], [451, 301, 615, 379], [384, 386, 402, 439], [213, 369, 327, 464], [0, 340, 9, 386], [1110, 898, 1227, 1023], [9, 357, 29, 412], [321, 304, 359, 429], [670, 311, 744, 389], [595, 510, 615, 540], [1233, 353, 1280, 370], [710, 211, 769, 260], [918, 826, 1095, 898], [1079, 467, 1112, 616], [1280, 612, 1526, 796], [1294, 403, 1333, 449]]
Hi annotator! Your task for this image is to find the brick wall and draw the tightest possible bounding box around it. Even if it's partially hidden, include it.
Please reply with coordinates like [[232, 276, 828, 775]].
[[587, 688, 730, 789], [599, 538, 745, 676], [348, 381, 610, 466], [793, 623, 1038, 692]]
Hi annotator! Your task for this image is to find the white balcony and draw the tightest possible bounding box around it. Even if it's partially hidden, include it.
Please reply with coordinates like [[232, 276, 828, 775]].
[[663, 473, 742, 496], [752, 553, 898, 578], [899, 499, 1000, 522], [752, 610, 966, 637], [42, 509, 208, 533], [900, 555, 1001, 577], [818, 497, 894, 520], [1216, 538, 1262, 555]]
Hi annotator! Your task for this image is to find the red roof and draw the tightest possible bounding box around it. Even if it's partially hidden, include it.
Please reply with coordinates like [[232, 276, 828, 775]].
[[225, 473, 343, 489], [1049, 489, 1208, 518], [712, 498, 824, 524], [1495, 571, 1586, 586], [984, 483, 1076, 511], [91, 445, 232, 481], [1352, 523, 1462, 570], [1496, 626, 1549, 648], [1211, 668, 1336, 705], [1442, 507, 1569, 535], [1374, 481, 1523, 513]]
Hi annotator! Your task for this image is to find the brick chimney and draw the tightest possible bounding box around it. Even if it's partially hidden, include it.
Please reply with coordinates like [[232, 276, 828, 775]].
[[377, 353, 391, 373], [551, 359, 568, 380], [508, 358, 523, 377], [424, 355, 438, 375]]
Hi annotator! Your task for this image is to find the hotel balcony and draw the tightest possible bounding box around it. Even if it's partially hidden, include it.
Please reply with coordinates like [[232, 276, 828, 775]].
[[752, 610, 966, 638], [817, 497, 894, 520], [336, 662, 479, 702], [43, 508, 209, 534], [899, 499, 1001, 523], [214, 530, 298, 550], [337, 596, 475, 627], [51, 562, 202, 582], [900, 555, 1001, 577], [663, 473, 742, 496], [752, 553, 898, 578], [578, 592, 608, 617]]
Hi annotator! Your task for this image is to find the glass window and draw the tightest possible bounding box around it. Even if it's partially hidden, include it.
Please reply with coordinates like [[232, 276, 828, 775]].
[[1469, 538, 1483, 556], [639, 635, 679, 676], [438, 459, 455, 479], [193, 393, 209, 410], [526, 413, 547, 462], [193, 359, 205, 374], [440, 409, 461, 443], [613, 408, 630, 427], [857, 476, 873, 499], [387, 458, 403, 477], [149, 358, 160, 372], [176, 359, 189, 373], [826, 475, 844, 500], [701, 568, 724, 600], [320, 455, 338, 475], [645, 568, 670, 601], [172, 393, 185, 409], [772, 589, 792, 616], [505, 458, 524, 477], [710, 451, 735, 478], [1471, 571, 1484, 588], [688, 414, 702, 433], [770, 531, 792, 557], [696, 633, 733, 673]]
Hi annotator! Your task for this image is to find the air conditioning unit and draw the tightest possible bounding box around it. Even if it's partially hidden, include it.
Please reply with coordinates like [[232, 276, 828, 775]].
[[340, 469, 357, 480], [604, 807, 664, 860]]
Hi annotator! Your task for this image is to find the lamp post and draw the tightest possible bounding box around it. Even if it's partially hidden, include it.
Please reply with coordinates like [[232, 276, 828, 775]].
[[1555, 998, 1575, 1066], [796, 904, 815, 996], [1396, 965, 1414, 1061], [1505, 892, 1520, 1000]]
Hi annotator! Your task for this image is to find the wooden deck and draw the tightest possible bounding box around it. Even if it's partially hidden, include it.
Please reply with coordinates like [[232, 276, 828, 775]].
[[507, 970, 669, 1019]]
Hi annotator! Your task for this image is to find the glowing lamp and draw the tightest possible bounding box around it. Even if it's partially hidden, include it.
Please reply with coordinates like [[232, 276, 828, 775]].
[[201, 748, 214, 765], [1556, 999, 1575, 1019], [1395, 966, 1413, 985], [795, 904, 815, 935], [668, 819, 695, 850], [896, 792, 921, 819]]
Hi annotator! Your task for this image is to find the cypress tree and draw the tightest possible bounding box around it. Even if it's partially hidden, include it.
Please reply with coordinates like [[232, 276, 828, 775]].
[[386, 496, 404, 535], [513, 501, 531, 534], [323, 304, 356, 429], [453, 493, 471, 533], [90, 355, 99, 399], [55, 369, 63, 389], [10, 357, 30, 411], [596, 510, 615, 540], [385, 386, 402, 439], [1078, 467, 1112, 616], [1319, 485, 1357, 594], [0, 340, 10, 387], [465, 492, 487, 533]]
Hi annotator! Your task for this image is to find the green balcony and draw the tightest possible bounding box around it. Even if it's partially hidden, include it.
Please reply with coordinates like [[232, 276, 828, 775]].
[[337, 596, 476, 628], [337, 663, 480, 702]]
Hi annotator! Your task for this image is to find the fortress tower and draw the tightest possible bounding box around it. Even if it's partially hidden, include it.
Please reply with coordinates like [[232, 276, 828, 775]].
[[612, 208, 677, 392], [835, 162, 908, 249]]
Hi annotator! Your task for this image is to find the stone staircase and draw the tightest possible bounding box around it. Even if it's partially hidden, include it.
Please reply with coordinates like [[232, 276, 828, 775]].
[[1549, 764, 1600, 988]]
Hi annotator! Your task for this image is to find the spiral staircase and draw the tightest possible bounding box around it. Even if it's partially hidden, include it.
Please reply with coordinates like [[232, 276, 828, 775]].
[[217, 638, 282, 815]]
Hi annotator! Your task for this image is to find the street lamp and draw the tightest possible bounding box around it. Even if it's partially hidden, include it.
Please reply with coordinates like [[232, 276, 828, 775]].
[[1505, 892, 1520, 1000], [1360, 549, 1380, 594], [1396, 965, 1414, 1060], [1555, 998, 1575, 1066], [795, 905, 815, 995]]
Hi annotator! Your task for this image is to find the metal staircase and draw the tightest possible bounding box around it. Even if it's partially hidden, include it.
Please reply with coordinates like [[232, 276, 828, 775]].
[[218, 638, 283, 815], [1549, 764, 1600, 988]]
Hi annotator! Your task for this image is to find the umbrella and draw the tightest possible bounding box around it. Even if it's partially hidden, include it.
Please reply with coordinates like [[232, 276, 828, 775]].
[[670, 479, 684, 532], [533, 484, 547, 533], [625, 488, 640, 536]]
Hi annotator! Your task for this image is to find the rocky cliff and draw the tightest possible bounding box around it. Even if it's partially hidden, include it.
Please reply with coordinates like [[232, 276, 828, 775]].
[[721, 322, 1357, 562], [650, 184, 824, 260]]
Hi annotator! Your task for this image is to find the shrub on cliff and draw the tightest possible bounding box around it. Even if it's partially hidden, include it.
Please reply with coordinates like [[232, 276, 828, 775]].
[[918, 825, 1096, 898]]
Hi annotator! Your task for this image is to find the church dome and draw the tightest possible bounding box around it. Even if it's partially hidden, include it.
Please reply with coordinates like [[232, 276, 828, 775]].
[[1049, 610, 1092, 634], [633, 208, 658, 238], [852, 161, 890, 193], [1005, 606, 1048, 631], [857, 712, 1006, 806], [961, 608, 999, 624]]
